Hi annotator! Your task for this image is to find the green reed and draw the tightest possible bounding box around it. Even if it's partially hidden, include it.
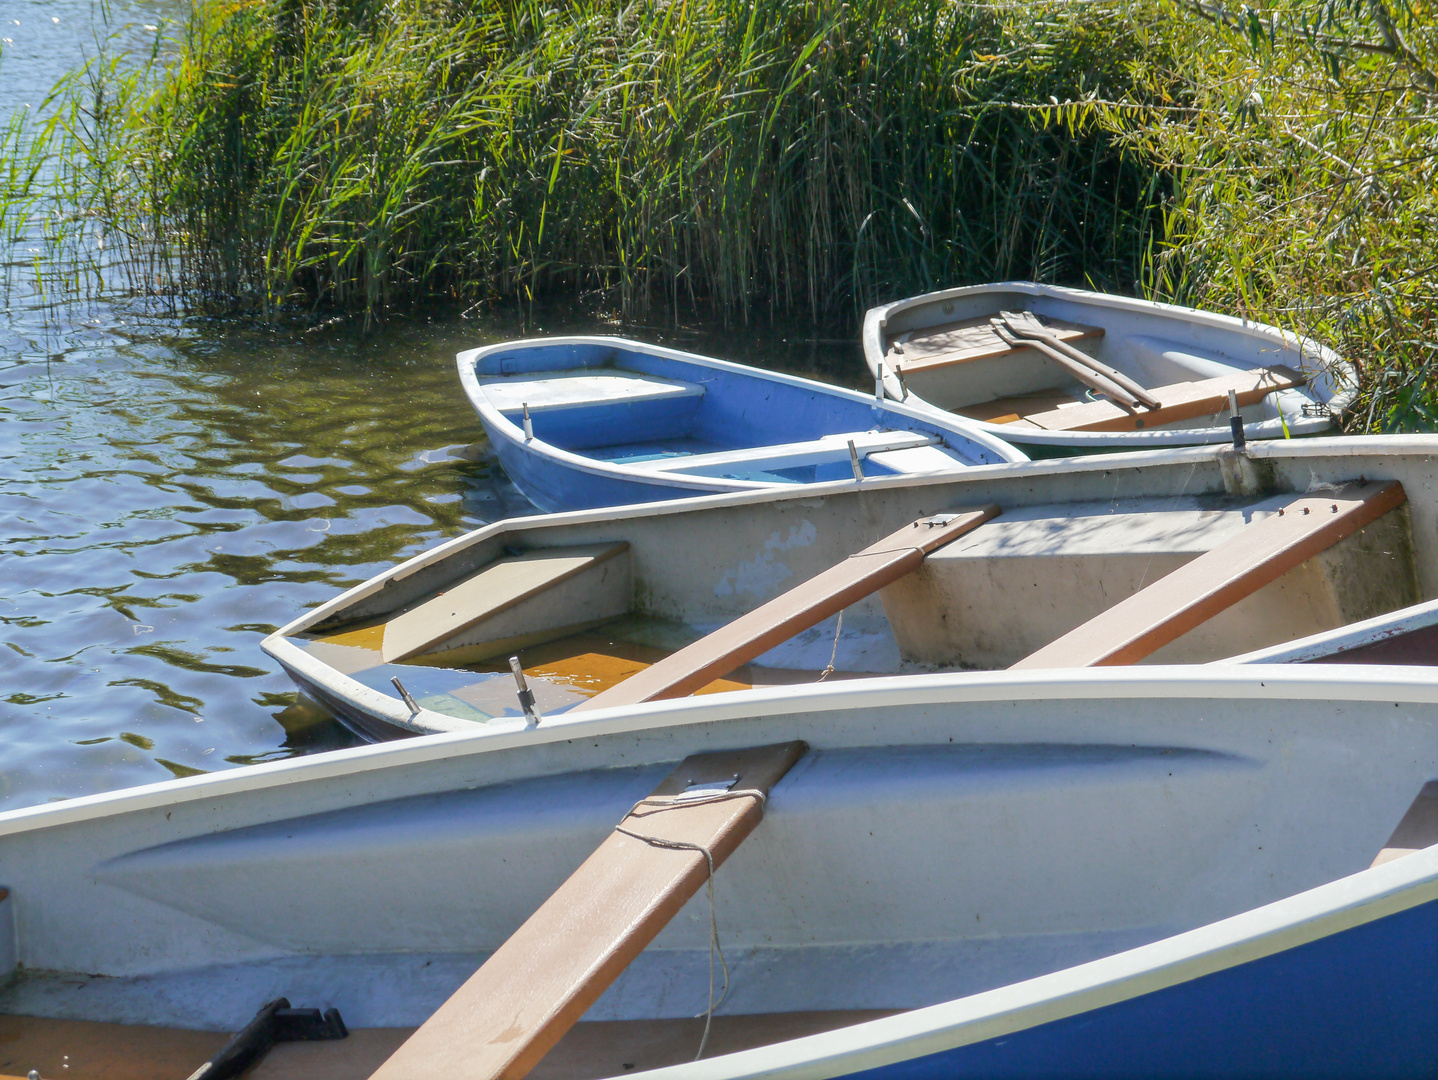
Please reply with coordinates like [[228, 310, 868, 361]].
[[1086, 0, 1438, 432], [2, 0, 1167, 327], [3, 0, 1434, 428]]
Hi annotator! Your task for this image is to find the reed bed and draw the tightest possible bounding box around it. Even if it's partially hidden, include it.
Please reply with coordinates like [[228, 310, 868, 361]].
[[1091, 0, 1438, 433], [1, 0, 1434, 427], [2, 0, 1166, 324]]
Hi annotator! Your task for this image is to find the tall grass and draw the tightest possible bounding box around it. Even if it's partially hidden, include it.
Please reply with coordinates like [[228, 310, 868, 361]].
[[3, 0, 1167, 326], [1088, 0, 1437, 431], [4, 0, 1435, 427]]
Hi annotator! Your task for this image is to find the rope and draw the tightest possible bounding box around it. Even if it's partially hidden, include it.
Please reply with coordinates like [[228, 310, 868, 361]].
[[816, 609, 843, 682], [615, 789, 768, 1060]]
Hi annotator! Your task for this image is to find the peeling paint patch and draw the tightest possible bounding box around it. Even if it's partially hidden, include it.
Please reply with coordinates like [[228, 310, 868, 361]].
[[714, 520, 818, 597]]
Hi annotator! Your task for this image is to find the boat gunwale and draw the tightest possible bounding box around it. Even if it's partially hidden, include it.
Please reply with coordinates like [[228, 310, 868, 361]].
[[7, 661, 1438, 838], [1218, 596, 1438, 665], [861, 282, 1356, 447]]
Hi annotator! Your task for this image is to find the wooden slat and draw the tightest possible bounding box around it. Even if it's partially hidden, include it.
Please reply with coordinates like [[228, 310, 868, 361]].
[[572, 508, 999, 712], [1011, 481, 1407, 669], [381, 544, 628, 663], [886, 315, 1103, 374], [1372, 782, 1438, 868], [367, 743, 807, 1080], [1023, 366, 1308, 432]]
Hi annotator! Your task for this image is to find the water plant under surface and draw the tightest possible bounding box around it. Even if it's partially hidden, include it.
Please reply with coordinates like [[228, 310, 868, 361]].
[[0, 0, 1434, 429]]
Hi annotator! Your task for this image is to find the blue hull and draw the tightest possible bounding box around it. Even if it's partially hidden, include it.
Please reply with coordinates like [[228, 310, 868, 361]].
[[488, 426, 714, 512], [459, 337, 1026, 512], [854, 897, 1438, 1079]]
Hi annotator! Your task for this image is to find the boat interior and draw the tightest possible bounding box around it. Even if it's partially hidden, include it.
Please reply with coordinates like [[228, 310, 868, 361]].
[[872, 288, 1340, 434], [4, 673, 1438, 1078], [466, 339, 993, 483], [273, 441, 1433, 735]]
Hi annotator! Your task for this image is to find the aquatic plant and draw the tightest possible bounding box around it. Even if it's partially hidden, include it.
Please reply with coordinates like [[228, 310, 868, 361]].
[[1087, 0, 1438, 432], [2, 0, 1434, 428], [3, 0, 1167, 326]]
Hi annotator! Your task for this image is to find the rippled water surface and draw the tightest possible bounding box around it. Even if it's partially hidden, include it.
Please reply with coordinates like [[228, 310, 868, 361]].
[[0, 1, 867, 810]]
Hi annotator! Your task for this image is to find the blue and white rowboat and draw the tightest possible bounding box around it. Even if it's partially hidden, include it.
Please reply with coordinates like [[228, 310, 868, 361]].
[[4, 667, 1438, 1076], [457, 336, 1025, 512]]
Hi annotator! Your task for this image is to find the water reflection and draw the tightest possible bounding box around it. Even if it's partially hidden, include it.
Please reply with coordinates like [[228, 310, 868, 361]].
[[0, 297, 868, 808]]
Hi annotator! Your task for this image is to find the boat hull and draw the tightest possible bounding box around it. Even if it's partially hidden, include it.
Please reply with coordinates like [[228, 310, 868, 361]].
[[800, 897, 1438, 1079], [459, 336, 1026, 513], [262, 436, 1438, 742], [5, 669, 1438, 1078]]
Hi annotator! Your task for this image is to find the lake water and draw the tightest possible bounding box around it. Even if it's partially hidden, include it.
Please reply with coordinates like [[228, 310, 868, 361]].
[[0, 0, 866, 809]]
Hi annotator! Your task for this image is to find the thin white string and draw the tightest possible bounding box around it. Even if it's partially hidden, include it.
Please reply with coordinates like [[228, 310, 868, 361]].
[[614, 789, 768, 1060], [816, 609, 843, 682]]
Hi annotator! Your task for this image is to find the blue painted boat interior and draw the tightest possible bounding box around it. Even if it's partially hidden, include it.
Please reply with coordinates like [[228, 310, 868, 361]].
[[476, 340, 969, 481]]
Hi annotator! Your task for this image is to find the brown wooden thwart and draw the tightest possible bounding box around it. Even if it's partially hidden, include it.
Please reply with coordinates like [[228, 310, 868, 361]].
[[1012, 481, 1407, 669], [1015, 366, 1308, 433], [367, 742, 807, 1080], [572, 509, 1000, 712], [884, 315, 1104, 373]]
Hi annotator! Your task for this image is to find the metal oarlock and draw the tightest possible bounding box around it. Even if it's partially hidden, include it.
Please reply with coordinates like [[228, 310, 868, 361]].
[[391, 676, 420, 717], [1229, 389, 1246, 450], [510, 655, 541, 724], [848, 439, 864, 482], [522, 402, 534, 441], [875, 361, 886, 403]]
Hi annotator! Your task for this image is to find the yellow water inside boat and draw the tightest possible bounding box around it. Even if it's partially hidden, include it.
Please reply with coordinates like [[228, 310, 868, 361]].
[[297, 614, 841, 724]]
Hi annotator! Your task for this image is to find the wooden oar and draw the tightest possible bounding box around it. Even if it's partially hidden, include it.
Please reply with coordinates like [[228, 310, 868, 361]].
[[367, 742, 807, 1080], [571, 508, 999, 712], [998, 310, 1161, 410], [990, 320, 1143, 411], [1012, 481, 1406, 669]]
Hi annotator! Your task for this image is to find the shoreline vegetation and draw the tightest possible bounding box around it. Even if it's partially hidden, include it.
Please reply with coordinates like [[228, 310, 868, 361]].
[[0, 0, 1434, 429]]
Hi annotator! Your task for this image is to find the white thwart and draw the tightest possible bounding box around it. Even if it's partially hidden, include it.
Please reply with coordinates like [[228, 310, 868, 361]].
[[642, 430, 940, 476], [482, 371, 705, 414]]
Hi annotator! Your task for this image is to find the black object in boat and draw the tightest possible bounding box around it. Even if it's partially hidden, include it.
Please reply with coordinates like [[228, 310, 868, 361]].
[[185, 997, 348, 1080]]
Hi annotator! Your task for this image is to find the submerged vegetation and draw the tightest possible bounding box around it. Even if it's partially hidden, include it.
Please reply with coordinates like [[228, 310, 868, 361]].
[[0, 0, 1434, 426]]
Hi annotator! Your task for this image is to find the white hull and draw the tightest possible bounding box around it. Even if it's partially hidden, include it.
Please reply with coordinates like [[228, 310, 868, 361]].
[[862, 282, 1354, 449], [263, 436, 1438, 741], [4, 668, 1438, 1076]]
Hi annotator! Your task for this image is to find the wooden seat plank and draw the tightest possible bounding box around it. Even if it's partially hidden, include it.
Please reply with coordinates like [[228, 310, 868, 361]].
[[642, 430, 939, 476], [1011, 481, 1407, 670], [1372, 782, 1438, 868], [572, 508, 999, 712], [367, 742, 807, 1080], [1023, 366, 1308, 432], [381, 544, 629, 663], [885, 315, 1104, 374]]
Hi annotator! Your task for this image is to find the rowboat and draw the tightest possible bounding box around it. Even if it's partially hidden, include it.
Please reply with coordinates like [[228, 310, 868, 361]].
[[261, 435, 1433, 742], [456, 336, 1025, 512], [5, 667, 1438, 1078], [862, 282, 1355, 452]]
